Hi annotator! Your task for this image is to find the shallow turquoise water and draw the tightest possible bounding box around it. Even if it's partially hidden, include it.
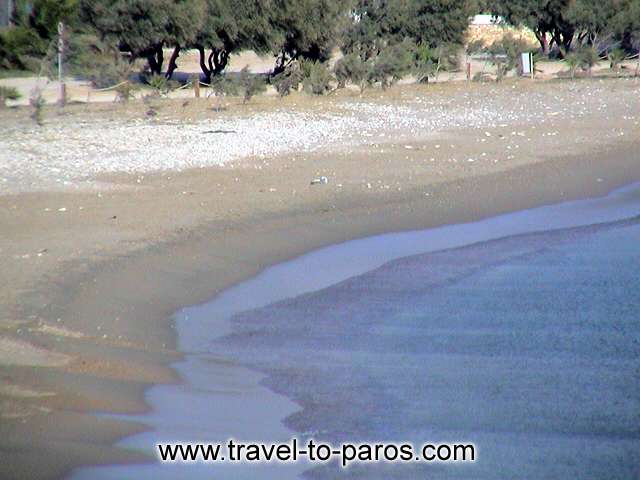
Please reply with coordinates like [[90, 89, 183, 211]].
[[220, 219, 640, 479]]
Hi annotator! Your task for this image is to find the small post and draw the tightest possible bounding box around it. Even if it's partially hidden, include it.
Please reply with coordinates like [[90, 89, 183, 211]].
[[193, 75, 200, 98], [57, 22, 65, 107], [466, 62, 471, 82], [530, 52, 535, 80]]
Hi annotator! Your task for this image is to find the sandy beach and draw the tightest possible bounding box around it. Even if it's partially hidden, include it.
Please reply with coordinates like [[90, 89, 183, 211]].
[[1, 77, 639, 479]]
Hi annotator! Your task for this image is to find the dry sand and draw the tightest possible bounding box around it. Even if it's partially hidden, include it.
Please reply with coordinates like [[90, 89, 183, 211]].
[[0, 78, 639, 479]]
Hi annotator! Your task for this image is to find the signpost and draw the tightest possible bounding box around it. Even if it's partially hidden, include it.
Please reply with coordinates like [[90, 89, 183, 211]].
[[58, 22, 65, 106]]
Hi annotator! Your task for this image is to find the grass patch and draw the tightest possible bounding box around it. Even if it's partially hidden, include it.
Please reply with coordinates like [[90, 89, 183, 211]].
[[0, 69, 34, 79]]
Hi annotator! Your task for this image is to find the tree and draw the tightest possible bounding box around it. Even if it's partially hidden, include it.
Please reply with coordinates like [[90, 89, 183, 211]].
[[79, 0, 204, 75], [192, 0, 272, 83], [342, 0, 471, 61], [485, 0, 575, 56], [341, 0, 412, 61], [610, 0, 640, 52], [0, 0, 78, 70], [405, 0, 473, 47], [566, 0, 618, 46], [269, 0, 347, 75]]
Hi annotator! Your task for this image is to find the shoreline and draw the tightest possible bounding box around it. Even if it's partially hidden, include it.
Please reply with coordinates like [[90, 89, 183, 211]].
[[32, 147, 640, 479], [1, 79, 639, 479], [71, 181, 640, 479]]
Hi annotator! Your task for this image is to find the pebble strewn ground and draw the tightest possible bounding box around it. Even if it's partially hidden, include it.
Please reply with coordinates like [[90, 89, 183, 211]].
[[1, 80, 638, 194]]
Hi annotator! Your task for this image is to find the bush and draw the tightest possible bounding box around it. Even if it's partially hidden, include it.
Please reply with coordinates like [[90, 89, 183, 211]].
[[563, 46, 601, 77], [67, 35, 132, 88], [29, 88, 45, 126], [414, 43, 458, 83], [145, 74, 178, 96], [0, 26, 47, 71], [577, 46, 600, 74], [0, 0, 76, 71], [0, 86, 22, 107], [564, 51, 581, 78], [302, 60, 333, 95], [239, 66, 266, 103], [114, 81, 136, 102], [208, 74, 238, 111], [334, 53, 368, 91], [210, 74, 238, 97], [368, 42, 413, 89], [487, 33, 531, 81], [607, 48, 626, 71], [272, 62, 303, 97]]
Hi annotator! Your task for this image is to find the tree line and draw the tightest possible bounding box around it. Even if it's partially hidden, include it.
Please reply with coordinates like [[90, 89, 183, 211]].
[[1, 0, 639, 88]]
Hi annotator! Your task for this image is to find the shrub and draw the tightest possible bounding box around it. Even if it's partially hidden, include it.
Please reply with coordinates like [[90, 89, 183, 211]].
[[272, 62, 303, 97], [578, 45, 600, 74], [0, 26, 47, 71], [29, 88, 45, 126], [564, 51, 581, 78], [114, 81, 135, 102], [239, 66, 266, 103], [491, 55, 510, 82], [487, 33, 530, 81], [414, 43, 458, 83], [465, 39, 485, 56], [209, 74, 238, 111], [607, 48, 626, 71], [210, 74, 238, 97], [334, 53, 367, 90], [303, 60, 333, 95], [472, 71, 492, 82], [368, 42, 413, 89], [146, 74, 178, 96], [0, 86, 21, 107], [67, 35, 132, 89], [563, 46, 601, 77]]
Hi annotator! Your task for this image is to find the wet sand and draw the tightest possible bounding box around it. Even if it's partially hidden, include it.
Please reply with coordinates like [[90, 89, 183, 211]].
[[0, 78, 639, 479]]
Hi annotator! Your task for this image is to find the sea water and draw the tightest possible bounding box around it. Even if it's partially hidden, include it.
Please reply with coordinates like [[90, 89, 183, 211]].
[[219, 218, 640, 479], [71, 184, 640, 480]]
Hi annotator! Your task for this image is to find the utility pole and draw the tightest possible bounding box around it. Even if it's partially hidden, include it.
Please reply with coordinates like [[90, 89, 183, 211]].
[[8, 0, 12, 26], [57, 22, 65, 107]]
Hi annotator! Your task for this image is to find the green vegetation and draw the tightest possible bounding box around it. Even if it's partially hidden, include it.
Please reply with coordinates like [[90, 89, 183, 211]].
[[302, 60, 333, 95], [368, 42, 414, 90], [0, 0, 638, 103], [607, 48, 627, 71], [562, 45, 601, 77], [272, 62, 304, 97], [334, 53, 367, 91], [114, 81, 135, 102], [145, 73, 178, 96], [29, 88, 45, 125], [239, 66, 266, 103], [564, 51, 581, 78], [414, 43, 458, 83], [1, 0, 77, 71], [0, 86, 21, 107], [485, 0, 640, 57]]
